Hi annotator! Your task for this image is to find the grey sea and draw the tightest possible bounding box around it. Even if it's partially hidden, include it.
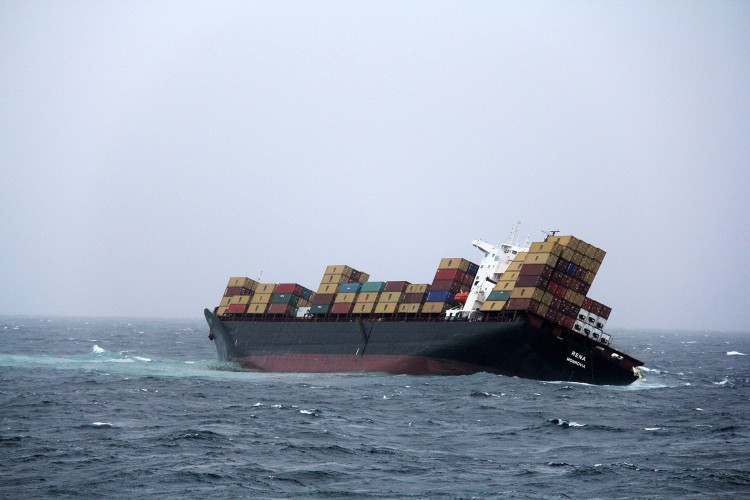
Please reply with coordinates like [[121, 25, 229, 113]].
[[1, 316, 748, 499]]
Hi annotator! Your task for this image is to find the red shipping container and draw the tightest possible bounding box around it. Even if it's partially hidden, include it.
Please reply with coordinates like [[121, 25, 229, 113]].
[[430, 280, 463, 293], [267, 303, 296, 315], [276, 283, 304, 296], [402, 293, 426, 303], [516, 275, 549, 289], [225, 286, 253, 297], [227, 303, 247, 314], [384, 281, 410, 293], [331, 302, 353, 314], [506, 298, 532, 310], [312, 293, 336, 305], [434, 269, 466, 282], [519, 264, 553, 278]]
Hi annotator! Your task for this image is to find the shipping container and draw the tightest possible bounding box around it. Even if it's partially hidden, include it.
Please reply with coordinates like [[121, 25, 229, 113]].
[[519, 264, 554, 278], [250, 293, 273, 304], [528, 241, 563, 256], [246, 303, 268, 314], [330, 302, 353, 315], [507, 261, 525, 272], [493, 280, 516, 291], [216, 306, 229, 317], [334, 292, 357, 303], [320, 273, 350, 285], [405, 283, 430, 294], [438, 257, 472, 272], [361, 281, 386, 293], [479, 300, 506, 312], [219, 297, 232, 307], [434, 268, 466, 282], [227, 277, 258, 291], [402, 293, 426, 303], [224, 286, 253, 297], [547, 235, 581, 250], [310, 304, 330, 315], [429, 280, 463, 293], [255, 283, 277, 294], [352, 302, 376, 314], [325, 265, 355, 276], [426, 290, 455, 303], [512, 252, 528, 263], [355, 292, 381, 304], [267, 303, 296, 315], [227, 303, 247, 314], [525, 252, 559, 268], [383, 281, 410, 293], [375, 303, 399, 314], [317, 283, 339, 295], [312, 293, 335, 305], [338, 282, 362, 293], [515, 275, 549, 289], [275, 283, 303, 295], [506, 298, 537, 311], [466, 262, 480, 276], [421, 302, 450, 314], [487, 290, 512, 301], [510, 287, 545, 302], [270, 294, 300, 305], [398, 303, 421, 314], [378, 292, 403, 303]]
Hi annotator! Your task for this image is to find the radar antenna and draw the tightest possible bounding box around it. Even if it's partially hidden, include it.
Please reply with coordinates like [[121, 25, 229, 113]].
[[542, 230, 559, 242], [507, 221, 521, 246]]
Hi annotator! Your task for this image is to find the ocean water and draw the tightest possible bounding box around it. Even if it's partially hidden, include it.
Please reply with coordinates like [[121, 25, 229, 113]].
[[1, 316, 748, 499]]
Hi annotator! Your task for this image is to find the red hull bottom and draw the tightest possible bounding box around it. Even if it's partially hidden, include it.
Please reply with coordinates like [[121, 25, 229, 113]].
[[234, 353, 511, 376]]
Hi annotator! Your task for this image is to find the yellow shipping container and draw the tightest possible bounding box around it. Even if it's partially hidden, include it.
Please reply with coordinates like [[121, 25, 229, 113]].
[[359, 272, 370, 283], [352, 302, 376, 314], [513, 251, 528, 263], [378, 292, 403, 303], [507, 261, 524, 272], [510, 287, 545, 301], [317, 283, 339, 294], [548, 235, 581, 251], [499, 271, 519, 282], [355, 292, 381, 304], [216, 306, 229, 316], [525, 252, 559, 268], [405, 283, 430, 294], [375, 303, 399, 314], [528, 241, 563, 256], [593, 247, 606, 263], [494, 280, 516, 291], [541, 292, 553, 306], [246, 303, 268, 314], [334, 292, 357, 303], [320, 273, 350, 286], [219, 297, 232, 307], [398, 303, 421, 314], [589, 259, 601, 274], [479, 300, 506, 312], [250, 293, 273, 304], [561, 247, 576, 262], [438, 257, 471, 272], [582, 269, 596, 285], [235, 295, 253, 305], [255, 283, 277, 294], [227, 277, 258, 290], [570, 251, 584, 266], [325, 265, 354, 276], [422, 302, 449, 314]]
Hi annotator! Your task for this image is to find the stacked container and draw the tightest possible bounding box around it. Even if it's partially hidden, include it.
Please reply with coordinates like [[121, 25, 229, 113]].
[[313, 265, 369, 315], [480, 252, 526, 312], [247, 283, 277, 315], [218, 277, 259, 316], [422, 257, 478, 314], [352, 281, 385, 314], [267, 283, 315, 316], [374, 281, 410, 314], [396, 284, 429, 314]]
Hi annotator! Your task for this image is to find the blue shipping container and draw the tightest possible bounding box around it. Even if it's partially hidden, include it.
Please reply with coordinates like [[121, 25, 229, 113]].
[[338, 282, 362, 293], [360, 281, 386, 293], [426, 291, 455, 303]]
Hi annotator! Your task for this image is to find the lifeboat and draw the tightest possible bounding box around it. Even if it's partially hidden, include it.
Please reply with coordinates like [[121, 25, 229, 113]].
[[454, 292, 469, 304]]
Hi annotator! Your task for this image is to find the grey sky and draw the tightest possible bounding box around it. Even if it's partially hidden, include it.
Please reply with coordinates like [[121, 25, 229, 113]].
[[2, 1, 748, 331]]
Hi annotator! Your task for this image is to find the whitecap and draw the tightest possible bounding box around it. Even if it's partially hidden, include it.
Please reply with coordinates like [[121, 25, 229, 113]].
[[110, 359, 134, 363], [92, 345, 106, 354], [134, 356, 152, 362], [92, 422, 113, 428], [185, 361, 195, 364], [300, 409, 319, 415], [714, 378, 730, 385], [727, 351, 745, 356], [644, 427, 661, 431]]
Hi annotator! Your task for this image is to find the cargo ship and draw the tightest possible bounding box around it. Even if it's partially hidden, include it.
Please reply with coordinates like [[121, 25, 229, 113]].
[[205, 229, 643, 385]]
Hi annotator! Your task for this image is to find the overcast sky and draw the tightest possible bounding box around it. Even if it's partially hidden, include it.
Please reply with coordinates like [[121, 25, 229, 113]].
[[2, 1, 748, 331]]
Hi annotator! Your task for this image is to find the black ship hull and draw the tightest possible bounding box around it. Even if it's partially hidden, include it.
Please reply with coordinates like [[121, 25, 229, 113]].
[[205, 309, 642, 385]]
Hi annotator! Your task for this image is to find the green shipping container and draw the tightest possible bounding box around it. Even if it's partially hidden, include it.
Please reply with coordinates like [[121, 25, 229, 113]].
[[487, 290, 512, 301]]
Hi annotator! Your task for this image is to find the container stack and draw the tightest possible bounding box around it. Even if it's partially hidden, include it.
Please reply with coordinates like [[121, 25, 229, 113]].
[[312, 265, 369, 315], [422, 258, 478, 314], [267, 283, 315, 316], [247, 283, 277, 315], [480, 235, 612, 340], [352, 281, 385, 314], [375, 281, 410, 314], [218, 277, 258, 316], [398, 284, 430, 314]]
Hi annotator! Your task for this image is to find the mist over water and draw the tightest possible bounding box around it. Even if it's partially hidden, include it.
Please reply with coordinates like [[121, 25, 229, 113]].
[[1, 317, 748, 498]]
